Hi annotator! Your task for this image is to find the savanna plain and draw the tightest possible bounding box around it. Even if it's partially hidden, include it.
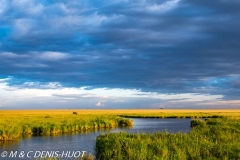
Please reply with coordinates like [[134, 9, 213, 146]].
[[1, 109, 240, 160]]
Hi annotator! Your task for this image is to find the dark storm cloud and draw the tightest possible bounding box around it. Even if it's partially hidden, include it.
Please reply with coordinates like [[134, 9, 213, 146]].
[[1, 0, 240, 100]]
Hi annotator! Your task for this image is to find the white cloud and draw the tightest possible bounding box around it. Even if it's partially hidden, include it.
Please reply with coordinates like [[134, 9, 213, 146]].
[[37, 52, 68, 61], [154, 93, 223, 101], [12, 18, 33, 38], [0, 77, 227, 109], [148, 0, 180, 12], [22, 82, 62, 89], [0, 78, 223, 102], [57, 100, 67, 103], [0, 52, 28, 58], [0, 78, 10, 83], [96, 101, 101, 106]]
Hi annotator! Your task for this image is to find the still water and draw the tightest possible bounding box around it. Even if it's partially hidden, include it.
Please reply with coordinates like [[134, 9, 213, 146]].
[[0, 118, 192, 159]]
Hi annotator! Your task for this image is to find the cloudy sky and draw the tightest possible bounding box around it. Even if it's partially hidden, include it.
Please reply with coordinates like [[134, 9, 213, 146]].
[[0, 0, 240, 109]]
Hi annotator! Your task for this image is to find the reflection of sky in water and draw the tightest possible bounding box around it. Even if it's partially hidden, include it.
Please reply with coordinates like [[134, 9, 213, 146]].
[[0, 118, 192, 159], [113, 118, 192, 133]]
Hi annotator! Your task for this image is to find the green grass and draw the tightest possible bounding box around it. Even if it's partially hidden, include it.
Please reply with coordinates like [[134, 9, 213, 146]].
[[1, 109, 240, 141], [2, 109, 240, 160], [96, 117, 240, 160], [0, 113, 133, 141]]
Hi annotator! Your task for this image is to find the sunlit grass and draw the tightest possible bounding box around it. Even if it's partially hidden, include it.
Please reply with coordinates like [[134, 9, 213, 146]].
[[1, 109, 240, 159], [1, 109, 240, 142], [0, 110, 134, 141], [1, 109, 240, 141], [1, 109, 240, 117]]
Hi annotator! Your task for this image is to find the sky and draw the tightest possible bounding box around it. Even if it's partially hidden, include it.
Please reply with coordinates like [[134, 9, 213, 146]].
[[0, 0, 240, 109]]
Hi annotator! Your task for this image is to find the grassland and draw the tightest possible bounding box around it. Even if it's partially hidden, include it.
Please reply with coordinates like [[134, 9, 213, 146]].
[[96, 117, 240, 160], [1, 109, 240, 117], [0, 110, 134, 141], [1, 109, 240, 159], [115, 109, 240, 118], [1, 109, 240, 141]]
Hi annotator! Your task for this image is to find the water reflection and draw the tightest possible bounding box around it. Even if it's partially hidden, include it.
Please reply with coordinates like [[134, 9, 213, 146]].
[[0, 118, 192, 159]]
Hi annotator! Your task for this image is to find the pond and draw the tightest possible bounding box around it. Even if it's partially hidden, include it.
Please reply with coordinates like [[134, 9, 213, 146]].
[[0, 118, 192, 159]]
